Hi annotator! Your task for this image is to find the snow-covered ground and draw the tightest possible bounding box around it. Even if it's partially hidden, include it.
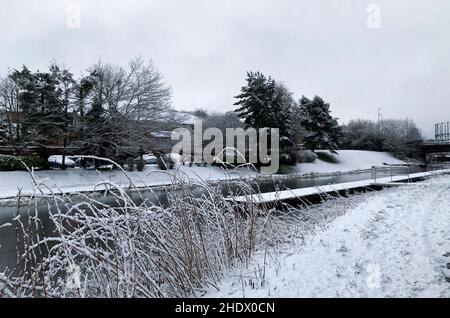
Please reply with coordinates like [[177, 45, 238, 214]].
[[295, 150, 407, 174], [0, 150, 407, 199], [206, 176, 450, 298], [0, 165, 257, 198]]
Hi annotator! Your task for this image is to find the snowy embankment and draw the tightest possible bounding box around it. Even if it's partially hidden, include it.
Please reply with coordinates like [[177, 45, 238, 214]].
[[0, 150, 404, 199], [206, 175, 450, 298], [295, 150, 407, 174], [0, 165, 257, 199]]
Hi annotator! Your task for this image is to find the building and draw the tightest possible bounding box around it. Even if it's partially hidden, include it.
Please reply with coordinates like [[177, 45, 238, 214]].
[[435, 122, 450, 141]]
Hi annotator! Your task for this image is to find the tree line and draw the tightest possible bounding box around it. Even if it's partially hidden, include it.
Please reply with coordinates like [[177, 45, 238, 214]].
[[0, 63, 424, 170], [340, 118, 423, 158], [197, 71, 423, 164], [0, 56, 174, 168], [210, 71, 341, 165]]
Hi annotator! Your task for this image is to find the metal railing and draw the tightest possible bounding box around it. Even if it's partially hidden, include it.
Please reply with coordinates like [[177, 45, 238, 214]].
[[371, 163, 449, 183], [426, 163, 450, 171], [371, 165, 415, 183]]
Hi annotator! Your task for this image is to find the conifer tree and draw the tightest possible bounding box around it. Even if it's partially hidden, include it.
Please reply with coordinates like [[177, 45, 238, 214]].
[[298, 95, 341, 153], [234, 72, 295, 164]]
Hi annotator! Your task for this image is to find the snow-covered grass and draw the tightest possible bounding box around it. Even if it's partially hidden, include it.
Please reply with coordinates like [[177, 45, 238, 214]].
[[0, 150, 406, 199], [0, 165, 257, 199], [292, 150, 407, 174], [205, 175, 450, 298], [2, 161, 448, 298]]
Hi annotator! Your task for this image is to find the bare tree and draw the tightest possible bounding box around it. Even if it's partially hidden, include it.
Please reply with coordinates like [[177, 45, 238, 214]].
[[78, 57, 174, 162], [340, 118, 423, 158], [380, 118, 423, 158], [340, 119, 384, 151], [0, 57, 174, 164], [119, 56, 172, 121], [203, 111, 242, 132], [0, 74, 23, 151]]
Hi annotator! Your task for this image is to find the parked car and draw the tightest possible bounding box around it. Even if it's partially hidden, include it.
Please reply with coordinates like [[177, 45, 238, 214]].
[[48, 155, 76, 169], [169, 153, 183, 164], [142, 154, 158, 165], [79, 157, 114, 170]]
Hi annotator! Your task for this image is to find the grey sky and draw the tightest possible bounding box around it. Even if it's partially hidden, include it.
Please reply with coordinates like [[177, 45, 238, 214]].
[[1, 0, 449, 137]]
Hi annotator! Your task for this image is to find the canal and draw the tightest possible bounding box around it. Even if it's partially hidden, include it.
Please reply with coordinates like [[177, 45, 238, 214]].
[[0, 165, 426, 274]]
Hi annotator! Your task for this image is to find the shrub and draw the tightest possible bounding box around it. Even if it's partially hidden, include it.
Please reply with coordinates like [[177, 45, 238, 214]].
[[296, 150, 318, 163], [117, 158, 126, 169], [22, 155, 48, 170], [0, 155, 20, 171], [136, 157, 146, 172], [0, 155, 47, 171], [157, 155, 174, 170], [316, 151, 339, 164], [280, 151, 298, 165], [126, 157, 135, 172]]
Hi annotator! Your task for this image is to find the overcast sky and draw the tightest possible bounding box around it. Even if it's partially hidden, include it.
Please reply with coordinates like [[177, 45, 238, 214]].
[[1, 0, 449, 137]]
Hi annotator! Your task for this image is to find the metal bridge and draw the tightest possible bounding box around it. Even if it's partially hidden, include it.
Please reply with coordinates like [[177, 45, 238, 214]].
[[416, 122, 450, 159], [419, 140, 450, 154]]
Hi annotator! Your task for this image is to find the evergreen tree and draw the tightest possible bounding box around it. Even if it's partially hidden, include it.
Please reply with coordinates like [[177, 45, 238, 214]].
[[10, 66, 63, 149], [80, 68, 112, 162], [50, 63, 76, 169], [298, 95, 341, 153], [234, 72, 295, 164], [234, 71, 277, 129], [0, 115, 8, 144], [273, 83, 295, 163], [9, 66, 37, 146]]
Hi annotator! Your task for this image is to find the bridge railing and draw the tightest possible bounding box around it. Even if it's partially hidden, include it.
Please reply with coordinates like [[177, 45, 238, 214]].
[[426, 163, 450, 171], [422, 139, 450, 145]]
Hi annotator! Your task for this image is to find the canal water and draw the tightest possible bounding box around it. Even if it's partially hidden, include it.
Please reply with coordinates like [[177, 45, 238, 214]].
[[0, 166, 425, 274]]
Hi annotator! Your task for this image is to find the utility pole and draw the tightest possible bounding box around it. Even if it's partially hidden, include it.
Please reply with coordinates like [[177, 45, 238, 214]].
[[378, 108, 383, 134]]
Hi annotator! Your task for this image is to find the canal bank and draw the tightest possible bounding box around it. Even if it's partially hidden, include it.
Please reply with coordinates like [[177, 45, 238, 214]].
[[0, 165, 444, 274]]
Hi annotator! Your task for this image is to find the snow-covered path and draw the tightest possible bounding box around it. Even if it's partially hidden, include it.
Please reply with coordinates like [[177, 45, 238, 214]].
[[207, 176, 450, 298]]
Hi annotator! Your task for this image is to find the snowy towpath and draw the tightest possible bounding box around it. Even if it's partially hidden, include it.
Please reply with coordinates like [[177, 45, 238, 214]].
[[207, 176, 450, 298]]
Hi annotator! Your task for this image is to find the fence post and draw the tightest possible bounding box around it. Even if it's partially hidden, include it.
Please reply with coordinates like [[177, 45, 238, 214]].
[[372, 166, 377, 183], [407, 165, 410, 183]]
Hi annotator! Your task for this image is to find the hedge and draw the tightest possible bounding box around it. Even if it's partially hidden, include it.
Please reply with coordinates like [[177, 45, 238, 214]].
[[0, 155, 48, 171]]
